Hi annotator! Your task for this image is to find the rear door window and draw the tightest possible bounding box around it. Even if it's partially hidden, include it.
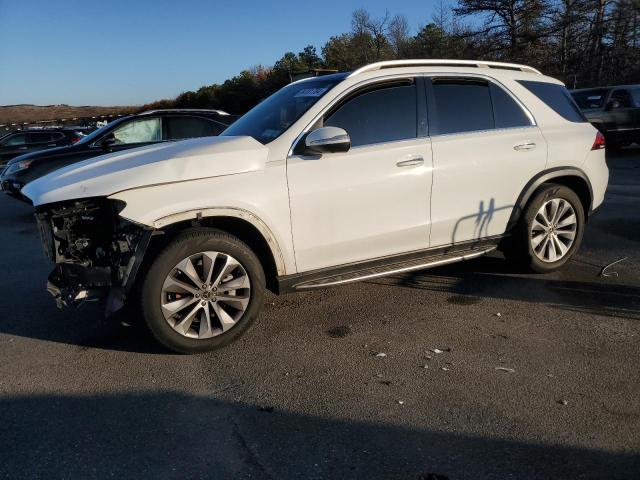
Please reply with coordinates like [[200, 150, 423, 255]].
[[27, 132, 54, 144], [571, 89, 609, 109], [164, 116, 225, 140], [430, 78, 494, 135], [518, 80, 586, 122], [490, 83, 533, 129]]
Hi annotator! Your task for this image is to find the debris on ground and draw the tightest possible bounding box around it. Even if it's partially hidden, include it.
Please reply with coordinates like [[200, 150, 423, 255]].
[[557, 399, 569, 406], [374, 352, 387, 358], [431, 348, 443, 354], [375, 373, 383, 378], [421, 474, 450, 480], [495, 367, 516, 373], [441, 367, 450, 371], [397, 400, 405, 405], [421, 364, 429, 369], [599, 256, 628, 277], [379, 380, 392, 386], [495, 312, 502, 317]]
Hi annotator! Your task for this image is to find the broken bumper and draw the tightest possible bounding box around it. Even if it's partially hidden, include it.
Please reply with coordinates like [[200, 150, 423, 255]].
[[35, 197, 153, 314], [46, 263, 111, 308]]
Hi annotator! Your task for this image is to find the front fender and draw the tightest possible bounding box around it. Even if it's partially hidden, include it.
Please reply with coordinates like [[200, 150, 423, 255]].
[[109, 168, 296, 275], [151, 206, 287, 275]]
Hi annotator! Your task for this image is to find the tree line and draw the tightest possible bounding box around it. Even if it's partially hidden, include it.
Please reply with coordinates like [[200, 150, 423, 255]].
[[142, 0, 640, 114]]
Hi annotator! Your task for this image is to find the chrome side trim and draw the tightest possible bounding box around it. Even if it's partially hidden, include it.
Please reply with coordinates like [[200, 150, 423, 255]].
[[296, 247, 496, 289]]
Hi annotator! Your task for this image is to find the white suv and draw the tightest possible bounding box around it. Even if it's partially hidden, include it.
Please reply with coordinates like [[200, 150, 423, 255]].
[[24, 60, 609, 353]]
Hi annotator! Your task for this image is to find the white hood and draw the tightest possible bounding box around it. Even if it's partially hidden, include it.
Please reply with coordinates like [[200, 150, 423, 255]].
[[22, 136, 268, 206]]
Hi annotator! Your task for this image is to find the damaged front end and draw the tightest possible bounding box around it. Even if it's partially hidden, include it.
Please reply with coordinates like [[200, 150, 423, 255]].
[[35, 198, 152, 315]]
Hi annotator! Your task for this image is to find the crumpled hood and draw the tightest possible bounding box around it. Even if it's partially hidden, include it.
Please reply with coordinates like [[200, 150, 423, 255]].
[[22, 136, 267, 206]]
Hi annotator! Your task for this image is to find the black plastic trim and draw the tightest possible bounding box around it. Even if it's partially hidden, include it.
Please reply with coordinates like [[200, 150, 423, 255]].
[[416, 77, 429, 137], [505, 166, 594, 232], [276, 236, 503, 294]]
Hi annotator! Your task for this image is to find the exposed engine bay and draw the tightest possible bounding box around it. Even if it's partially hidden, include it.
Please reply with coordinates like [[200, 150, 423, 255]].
[[35, 198, 152, 313]]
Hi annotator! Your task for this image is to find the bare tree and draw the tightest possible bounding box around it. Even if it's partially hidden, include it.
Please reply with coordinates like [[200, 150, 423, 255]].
[[388, 14, 411, 57], [454, 0, 549, 60]]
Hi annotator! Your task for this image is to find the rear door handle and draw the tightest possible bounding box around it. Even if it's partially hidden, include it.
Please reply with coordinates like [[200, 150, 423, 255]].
[[513, 141, 536, 151], [396, 156, 424, 167]]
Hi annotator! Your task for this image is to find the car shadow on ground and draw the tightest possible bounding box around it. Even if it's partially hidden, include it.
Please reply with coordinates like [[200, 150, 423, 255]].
[[0, 391, 638, 480], [368, 255, 640, 321]]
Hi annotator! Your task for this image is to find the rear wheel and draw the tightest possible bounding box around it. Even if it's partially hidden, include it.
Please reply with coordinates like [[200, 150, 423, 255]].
[[140, 229, 265, 353], [505, 184, 585, 273]]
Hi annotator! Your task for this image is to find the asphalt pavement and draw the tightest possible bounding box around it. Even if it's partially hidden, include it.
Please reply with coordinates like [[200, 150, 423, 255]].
[[1, 149, 639, 479]]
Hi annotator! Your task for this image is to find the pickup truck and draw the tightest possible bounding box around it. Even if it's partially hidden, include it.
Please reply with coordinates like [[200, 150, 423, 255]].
[[571, 85, 640, 149]]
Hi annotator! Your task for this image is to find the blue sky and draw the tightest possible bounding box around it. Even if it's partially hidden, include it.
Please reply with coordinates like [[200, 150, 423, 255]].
[[0, 0, 454, 106]]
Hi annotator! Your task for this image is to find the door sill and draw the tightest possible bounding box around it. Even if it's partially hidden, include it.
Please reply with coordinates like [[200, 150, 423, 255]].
[[277, 237, 502, 293]]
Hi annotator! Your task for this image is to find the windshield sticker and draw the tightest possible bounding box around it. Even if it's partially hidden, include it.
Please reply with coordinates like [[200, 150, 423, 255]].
[[294, 87, 329, 98]]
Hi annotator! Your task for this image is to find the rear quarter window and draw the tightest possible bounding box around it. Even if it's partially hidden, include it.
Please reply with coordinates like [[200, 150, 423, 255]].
[[519, 80, 586, 123]]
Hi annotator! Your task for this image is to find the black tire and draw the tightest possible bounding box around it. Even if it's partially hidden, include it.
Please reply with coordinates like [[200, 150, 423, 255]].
[[504, 184, 585, 273], [139, 228, 265, 354]]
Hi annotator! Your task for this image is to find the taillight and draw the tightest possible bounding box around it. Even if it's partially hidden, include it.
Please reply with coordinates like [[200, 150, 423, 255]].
[[70, 137, 80, 144], [591, 131, 605, 150]]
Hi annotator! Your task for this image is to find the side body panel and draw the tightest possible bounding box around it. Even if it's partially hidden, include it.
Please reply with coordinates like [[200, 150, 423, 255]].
[[429, 126, 547, 246], [287, 138, 433, 271]]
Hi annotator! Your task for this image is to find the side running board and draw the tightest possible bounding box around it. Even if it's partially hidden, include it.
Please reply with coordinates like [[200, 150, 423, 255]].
[[293, 246, 496, 290]]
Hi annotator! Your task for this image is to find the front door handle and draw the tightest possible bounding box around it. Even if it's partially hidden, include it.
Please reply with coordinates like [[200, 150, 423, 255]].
[[513, 141, 536, 151], [396, 156, 424, 167]]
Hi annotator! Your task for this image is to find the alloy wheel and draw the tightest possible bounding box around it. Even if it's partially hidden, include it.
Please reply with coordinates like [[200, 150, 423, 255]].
[[160, 251, 251, 339], [530, 198, 578, 263]]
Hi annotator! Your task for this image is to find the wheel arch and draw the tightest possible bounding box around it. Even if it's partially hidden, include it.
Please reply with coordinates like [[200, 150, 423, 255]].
[[147, 208, 285, 293], [506, 167, 593, 232]]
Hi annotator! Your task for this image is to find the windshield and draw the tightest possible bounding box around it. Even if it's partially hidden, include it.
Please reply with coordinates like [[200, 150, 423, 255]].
[[76, 116, 130, 145], [221, 74, 346, 144]]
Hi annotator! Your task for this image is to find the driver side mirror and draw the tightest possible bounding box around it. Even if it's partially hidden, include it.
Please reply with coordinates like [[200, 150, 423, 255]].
[[605, 99, 621, 111], [100, 133, 116, 150], [304, 126, 351, 154]]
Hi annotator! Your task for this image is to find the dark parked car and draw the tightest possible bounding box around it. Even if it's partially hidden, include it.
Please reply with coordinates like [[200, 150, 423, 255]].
[[0, 128, 81, 166], [1, 109, 237, 199], [571, 85, 640, 148]]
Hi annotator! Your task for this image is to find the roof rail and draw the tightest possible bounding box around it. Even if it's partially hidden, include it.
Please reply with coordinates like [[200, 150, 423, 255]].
[[348, 59, 542, 77], [139, 108, 230, 116]]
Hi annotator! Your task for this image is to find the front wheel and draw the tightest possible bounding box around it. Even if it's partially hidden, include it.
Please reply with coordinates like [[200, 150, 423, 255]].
[[140, 229, 265, 353], [505, 184, 585, 273]]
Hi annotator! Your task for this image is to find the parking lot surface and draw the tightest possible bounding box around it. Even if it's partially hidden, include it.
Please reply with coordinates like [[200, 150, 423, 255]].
[[1, 150, 639, 479]]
